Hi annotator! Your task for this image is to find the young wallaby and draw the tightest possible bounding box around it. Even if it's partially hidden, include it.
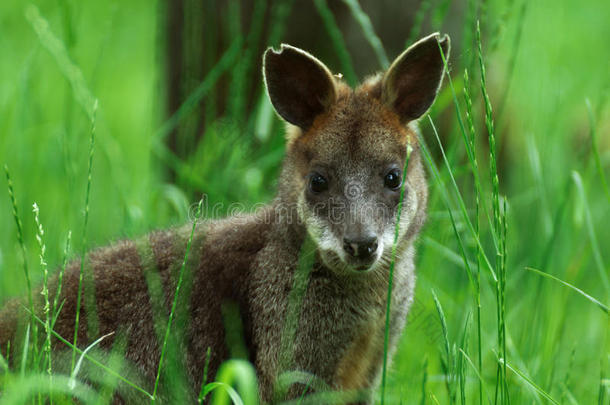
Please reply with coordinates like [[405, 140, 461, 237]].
[[0, 33, 449, 403]]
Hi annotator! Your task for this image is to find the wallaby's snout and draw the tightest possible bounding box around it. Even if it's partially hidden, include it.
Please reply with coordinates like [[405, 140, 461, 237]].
[[343, 233, 378, 267]]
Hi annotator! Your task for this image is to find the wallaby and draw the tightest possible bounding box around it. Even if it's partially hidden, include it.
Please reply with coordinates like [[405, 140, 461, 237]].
[[0, 33, 449, 403]]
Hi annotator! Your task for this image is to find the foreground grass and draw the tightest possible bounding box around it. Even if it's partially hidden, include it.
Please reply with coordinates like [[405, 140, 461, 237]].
[[1, 0, 608, 403]]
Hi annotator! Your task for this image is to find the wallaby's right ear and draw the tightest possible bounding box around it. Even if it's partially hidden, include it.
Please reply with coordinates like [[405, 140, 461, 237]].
[[264, 44, 336, 130], [382, 33, 450, 123]]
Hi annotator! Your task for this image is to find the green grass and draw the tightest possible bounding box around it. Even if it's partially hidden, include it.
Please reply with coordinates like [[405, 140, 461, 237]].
[[1, 0, 609, 404]]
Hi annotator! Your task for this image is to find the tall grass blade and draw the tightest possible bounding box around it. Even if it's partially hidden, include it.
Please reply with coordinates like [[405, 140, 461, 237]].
[[312, 0, 358, 86], [25, 5, 97, 120], [459, 348, 492, 404], [572, 171, 610, 293], [201, 382, 244, 405], [380, 144, 413, 405], [52, 231, 72, 325], [27, 309, 153, 398], [476, 20, 509, 404], [197, 347, 212, 403], [151, 198, 203, 402], [464, 69, 484, 405], [457, 313, 471, 405], [598, 366, 608, 405], [20, 324, 30, 377], [428, 116, 476, 287], [153, 38, 243, 144], [0, 350, 7, 373], [32, 202, 53, 403], [209, 359, 259, 405], [431, 0, 452, 30], [426, 117, 495, 281], [278, 235, 316, 393], [4, 165, 37, 365], [267, 0, 295, 46], [69, 331, 115, 390], [437, 41, 499, 253], [342, 0, 389, 68], [407, 0, 432, 46], [432, 289, 455, 404], [0, 373, 100, 405], [420, 356, 428, 405], [501, 358, 560, 405], [525, 267, 608, 314], [71, 99, 99, 373], [586, 98, 610, 204], [96, 332, 128, 405], [495, 1, 528, 124], [475, 21, 500, 244]]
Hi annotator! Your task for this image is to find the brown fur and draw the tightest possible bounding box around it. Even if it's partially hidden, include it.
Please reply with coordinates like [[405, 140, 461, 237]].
[[0, 33, 450, 404]]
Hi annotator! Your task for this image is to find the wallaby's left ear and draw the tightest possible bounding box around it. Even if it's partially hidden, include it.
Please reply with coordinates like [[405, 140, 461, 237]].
[[382, 33, 450, 123]]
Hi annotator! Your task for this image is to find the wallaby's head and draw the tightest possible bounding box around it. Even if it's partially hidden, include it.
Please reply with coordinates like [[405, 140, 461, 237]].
[[264, 33, 449, 273]]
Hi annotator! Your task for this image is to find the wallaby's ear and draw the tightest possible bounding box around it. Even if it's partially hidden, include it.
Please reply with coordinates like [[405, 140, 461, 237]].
[[264, 44, 337, 130], [382, 33, 450, 122]]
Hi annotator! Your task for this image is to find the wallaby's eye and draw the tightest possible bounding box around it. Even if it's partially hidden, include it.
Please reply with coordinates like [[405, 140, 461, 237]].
[[384, 169, 402, 190], [309, 173, 329, 193]]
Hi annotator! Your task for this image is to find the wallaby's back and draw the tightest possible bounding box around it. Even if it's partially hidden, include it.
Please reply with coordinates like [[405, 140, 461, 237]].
[[0, 208, 274, 402]]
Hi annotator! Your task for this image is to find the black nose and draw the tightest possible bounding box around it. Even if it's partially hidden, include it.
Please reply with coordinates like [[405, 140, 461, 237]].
[[343, 235, 378, 259]]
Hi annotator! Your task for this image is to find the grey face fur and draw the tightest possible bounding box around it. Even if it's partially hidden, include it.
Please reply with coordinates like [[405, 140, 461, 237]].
[[295, 114, 420, 274], [264, 33, 450, 275]]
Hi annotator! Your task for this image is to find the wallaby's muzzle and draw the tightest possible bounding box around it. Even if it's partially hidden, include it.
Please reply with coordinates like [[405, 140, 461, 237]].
[[343, 233, 379, 270]]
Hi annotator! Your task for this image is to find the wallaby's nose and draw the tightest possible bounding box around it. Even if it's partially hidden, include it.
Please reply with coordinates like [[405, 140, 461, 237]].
[[343, 235, 378, 259]]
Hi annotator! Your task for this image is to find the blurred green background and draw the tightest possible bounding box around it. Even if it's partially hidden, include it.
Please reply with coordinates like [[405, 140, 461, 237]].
[[0, 0, 608, 403]]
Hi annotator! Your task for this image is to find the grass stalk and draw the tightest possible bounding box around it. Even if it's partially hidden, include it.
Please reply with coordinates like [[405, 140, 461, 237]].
[[0, 349, 7, 373], [475, 21, 500, 244], [198, 347, 212, 403], [25, 5, 97, 120], [26, 309, 153, 399], [420, 356, 428, 405], [427, 117, 478, 286], [312, 0, 358, 86], [476, 20, 509, 404], [432, 289, 455, 403], [585, 98, 610, 204], [52, 231, 72, 326], [229, 0, 267, 121], [459, 348, 492, 403], [419, 134, 495, 299], [4, 165, 38, 368], [525, 267, 608, 314], [71, 99, 98, 373], [20, 324, 30, 376], [464, 69, 484, 405], [437, 40, 499, 253], [572, 171, 610, 294], [501, 358, 560, 404], [407, 0, 432, 46], [226, 0, 245, 121], [32, 202, 53, 402], [151, 198, 203, 402], [277, 235, 316, 400], [380, 143, 413, 405], [495, 1, 528, 125], [431, 0, 452, 30], [458, 313, 471, 405], [153, 38, 243, 144], [342, 0, 389, 68], [96, 332, 128, 405]]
